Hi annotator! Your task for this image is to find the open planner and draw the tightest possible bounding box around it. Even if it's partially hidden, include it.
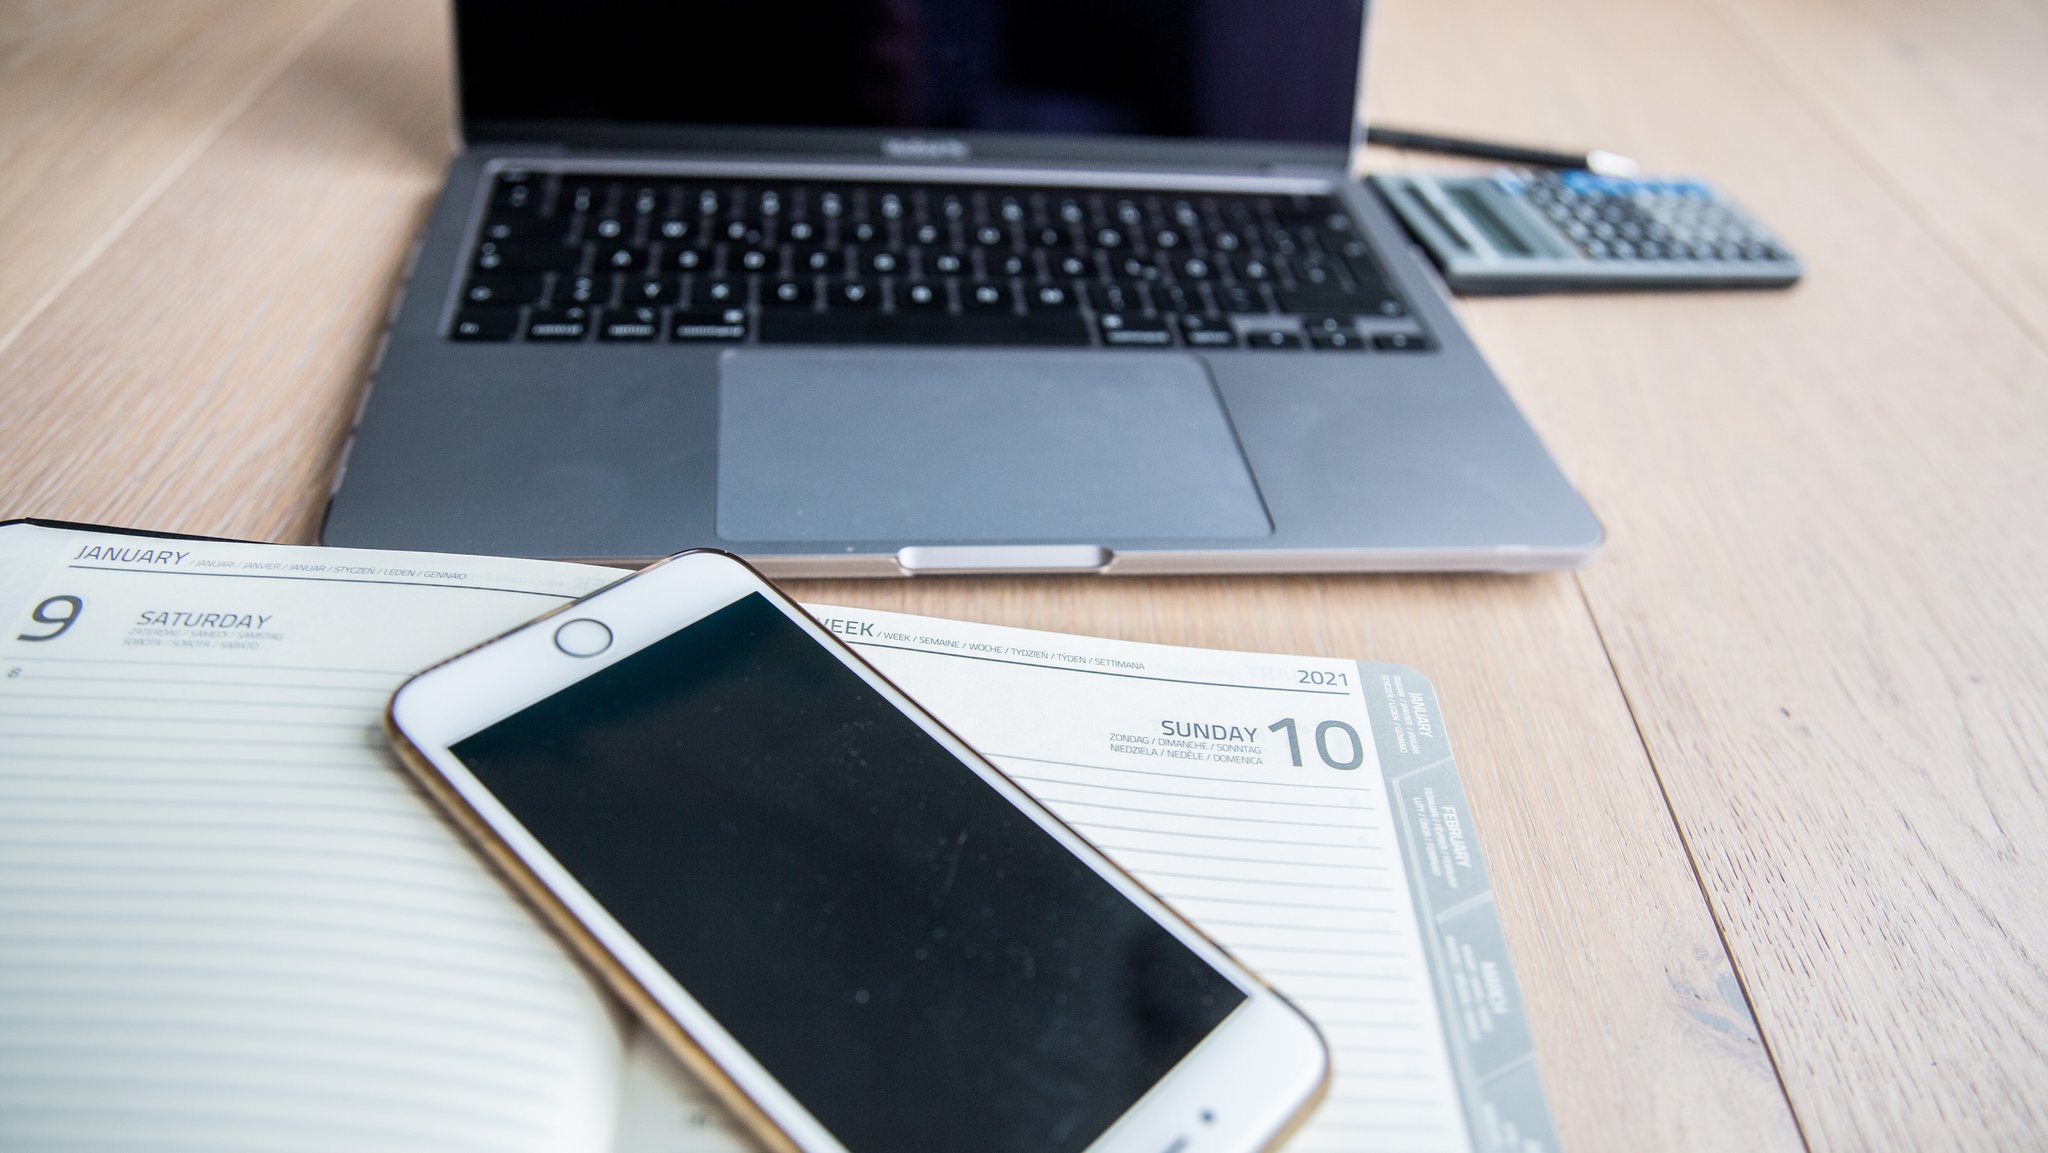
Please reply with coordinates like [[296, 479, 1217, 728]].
[[0, 522, 1556, 1152]]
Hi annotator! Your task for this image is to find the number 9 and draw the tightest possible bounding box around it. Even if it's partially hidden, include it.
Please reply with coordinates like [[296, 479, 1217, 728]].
[[19, 595, 83, 642]]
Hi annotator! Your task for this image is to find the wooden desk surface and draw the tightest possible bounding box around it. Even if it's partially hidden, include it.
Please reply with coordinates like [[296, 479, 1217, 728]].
[[3, 1, 2044, 1148]]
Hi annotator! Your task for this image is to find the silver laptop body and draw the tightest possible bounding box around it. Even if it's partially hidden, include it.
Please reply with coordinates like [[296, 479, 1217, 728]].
[[322, 0, 1601, 576]]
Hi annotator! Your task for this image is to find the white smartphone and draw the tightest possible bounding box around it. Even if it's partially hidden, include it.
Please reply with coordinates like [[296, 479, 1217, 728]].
[[386, 550, 1328, 1153]]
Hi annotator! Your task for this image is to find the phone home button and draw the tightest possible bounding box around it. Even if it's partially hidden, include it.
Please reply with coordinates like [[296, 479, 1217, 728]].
[[553, 618, 613, 657]]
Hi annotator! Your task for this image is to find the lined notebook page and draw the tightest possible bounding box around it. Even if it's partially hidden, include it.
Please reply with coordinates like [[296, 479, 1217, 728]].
[[0, 526, 625, 1153]]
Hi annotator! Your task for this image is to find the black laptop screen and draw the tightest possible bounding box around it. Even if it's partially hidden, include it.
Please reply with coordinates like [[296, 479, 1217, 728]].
[[455, 0, 1365, 147]]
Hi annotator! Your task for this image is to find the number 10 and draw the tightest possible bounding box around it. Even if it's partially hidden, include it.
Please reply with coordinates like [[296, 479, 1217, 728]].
[[1267, 717, 1365, 770]]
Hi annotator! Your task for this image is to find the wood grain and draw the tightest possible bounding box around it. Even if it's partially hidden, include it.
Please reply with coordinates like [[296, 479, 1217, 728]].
[[1371, 0, 2048, 1147], [1708, 0, 2048, 348], [0, 0, 342, 348], [0, 0, 450, 542]]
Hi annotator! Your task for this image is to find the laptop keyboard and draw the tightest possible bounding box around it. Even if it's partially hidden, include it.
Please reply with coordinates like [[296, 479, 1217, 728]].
[[448, 170, 1432, 351]]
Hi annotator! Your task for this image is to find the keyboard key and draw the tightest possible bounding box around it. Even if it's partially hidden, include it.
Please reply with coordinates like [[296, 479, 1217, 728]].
[[899, 280, 945, 309], [762, 278, 813, 308], [525, 307, 590, 341], [460, 274, 542, 306], [598, 306, 661, 341], [757, 310, 1088, 345], [1082, 281, 1142, 313], [792, 247, 837, 274], [696, 278, 742, 306], [476, 239, 578, 272], [1153, 282, 1197, 314], [1275, 289, 1387, 317], [1216, 284, 1268, 313], [1117, 255, 1164, 281], [450, 308, 520, 341], [1308, 328, 1366, 350], [1177, 314, 1238, 348], [1097, 313, 1172, 347], [561, 274, 607, 306], [1296, 254, 1343, 288], [670, 306, 749, 341], [963, 282, 1013, 312], [625, 276, 683, 306], [482, 216, 556, 241], [1232, 255, 1274, 281], [490, 171, 538, 211], [1245, 329, 1303, 350], [831, 280, 880, 309], [1372, 332, 1434, 352], [1028, 282, 1075, 310]]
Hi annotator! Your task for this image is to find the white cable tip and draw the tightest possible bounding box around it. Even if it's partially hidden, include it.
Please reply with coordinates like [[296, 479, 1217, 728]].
[[1586, 149, 1640, 177]]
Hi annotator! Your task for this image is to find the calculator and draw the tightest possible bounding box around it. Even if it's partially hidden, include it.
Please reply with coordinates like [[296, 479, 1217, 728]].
[[1370, 168, 1800, 294]]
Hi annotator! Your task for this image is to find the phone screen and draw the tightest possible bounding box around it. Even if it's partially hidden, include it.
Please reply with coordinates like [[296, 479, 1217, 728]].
[[451, 593, 1245, 1153]]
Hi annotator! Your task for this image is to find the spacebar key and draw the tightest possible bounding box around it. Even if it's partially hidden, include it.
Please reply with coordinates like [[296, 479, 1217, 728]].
[[758, 311, 1089, 345]]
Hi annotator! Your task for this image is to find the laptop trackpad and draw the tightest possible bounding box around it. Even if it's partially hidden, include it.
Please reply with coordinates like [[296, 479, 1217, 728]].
[[716, 349, 1271, 543]]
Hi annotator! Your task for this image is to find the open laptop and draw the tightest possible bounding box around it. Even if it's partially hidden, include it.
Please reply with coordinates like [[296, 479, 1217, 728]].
[[321, 0, 1601, 576]]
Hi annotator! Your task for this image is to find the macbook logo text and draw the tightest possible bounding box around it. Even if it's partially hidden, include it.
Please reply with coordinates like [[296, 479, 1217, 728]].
[[882, 136, 971, 161]]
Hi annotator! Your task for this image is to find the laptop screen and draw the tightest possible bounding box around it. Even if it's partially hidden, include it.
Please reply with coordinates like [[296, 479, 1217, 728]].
[[456, 1, 1366, 148]]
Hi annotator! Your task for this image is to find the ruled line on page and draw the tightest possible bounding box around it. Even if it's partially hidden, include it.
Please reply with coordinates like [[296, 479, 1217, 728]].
[[1065, 819, 1371, 849], [992, 750, 1368, 792], [1004, 770, 1371, 810], [12, 653, 414, 676], [66, 561, 576, 600], [1083, 840, 1393, 869]]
